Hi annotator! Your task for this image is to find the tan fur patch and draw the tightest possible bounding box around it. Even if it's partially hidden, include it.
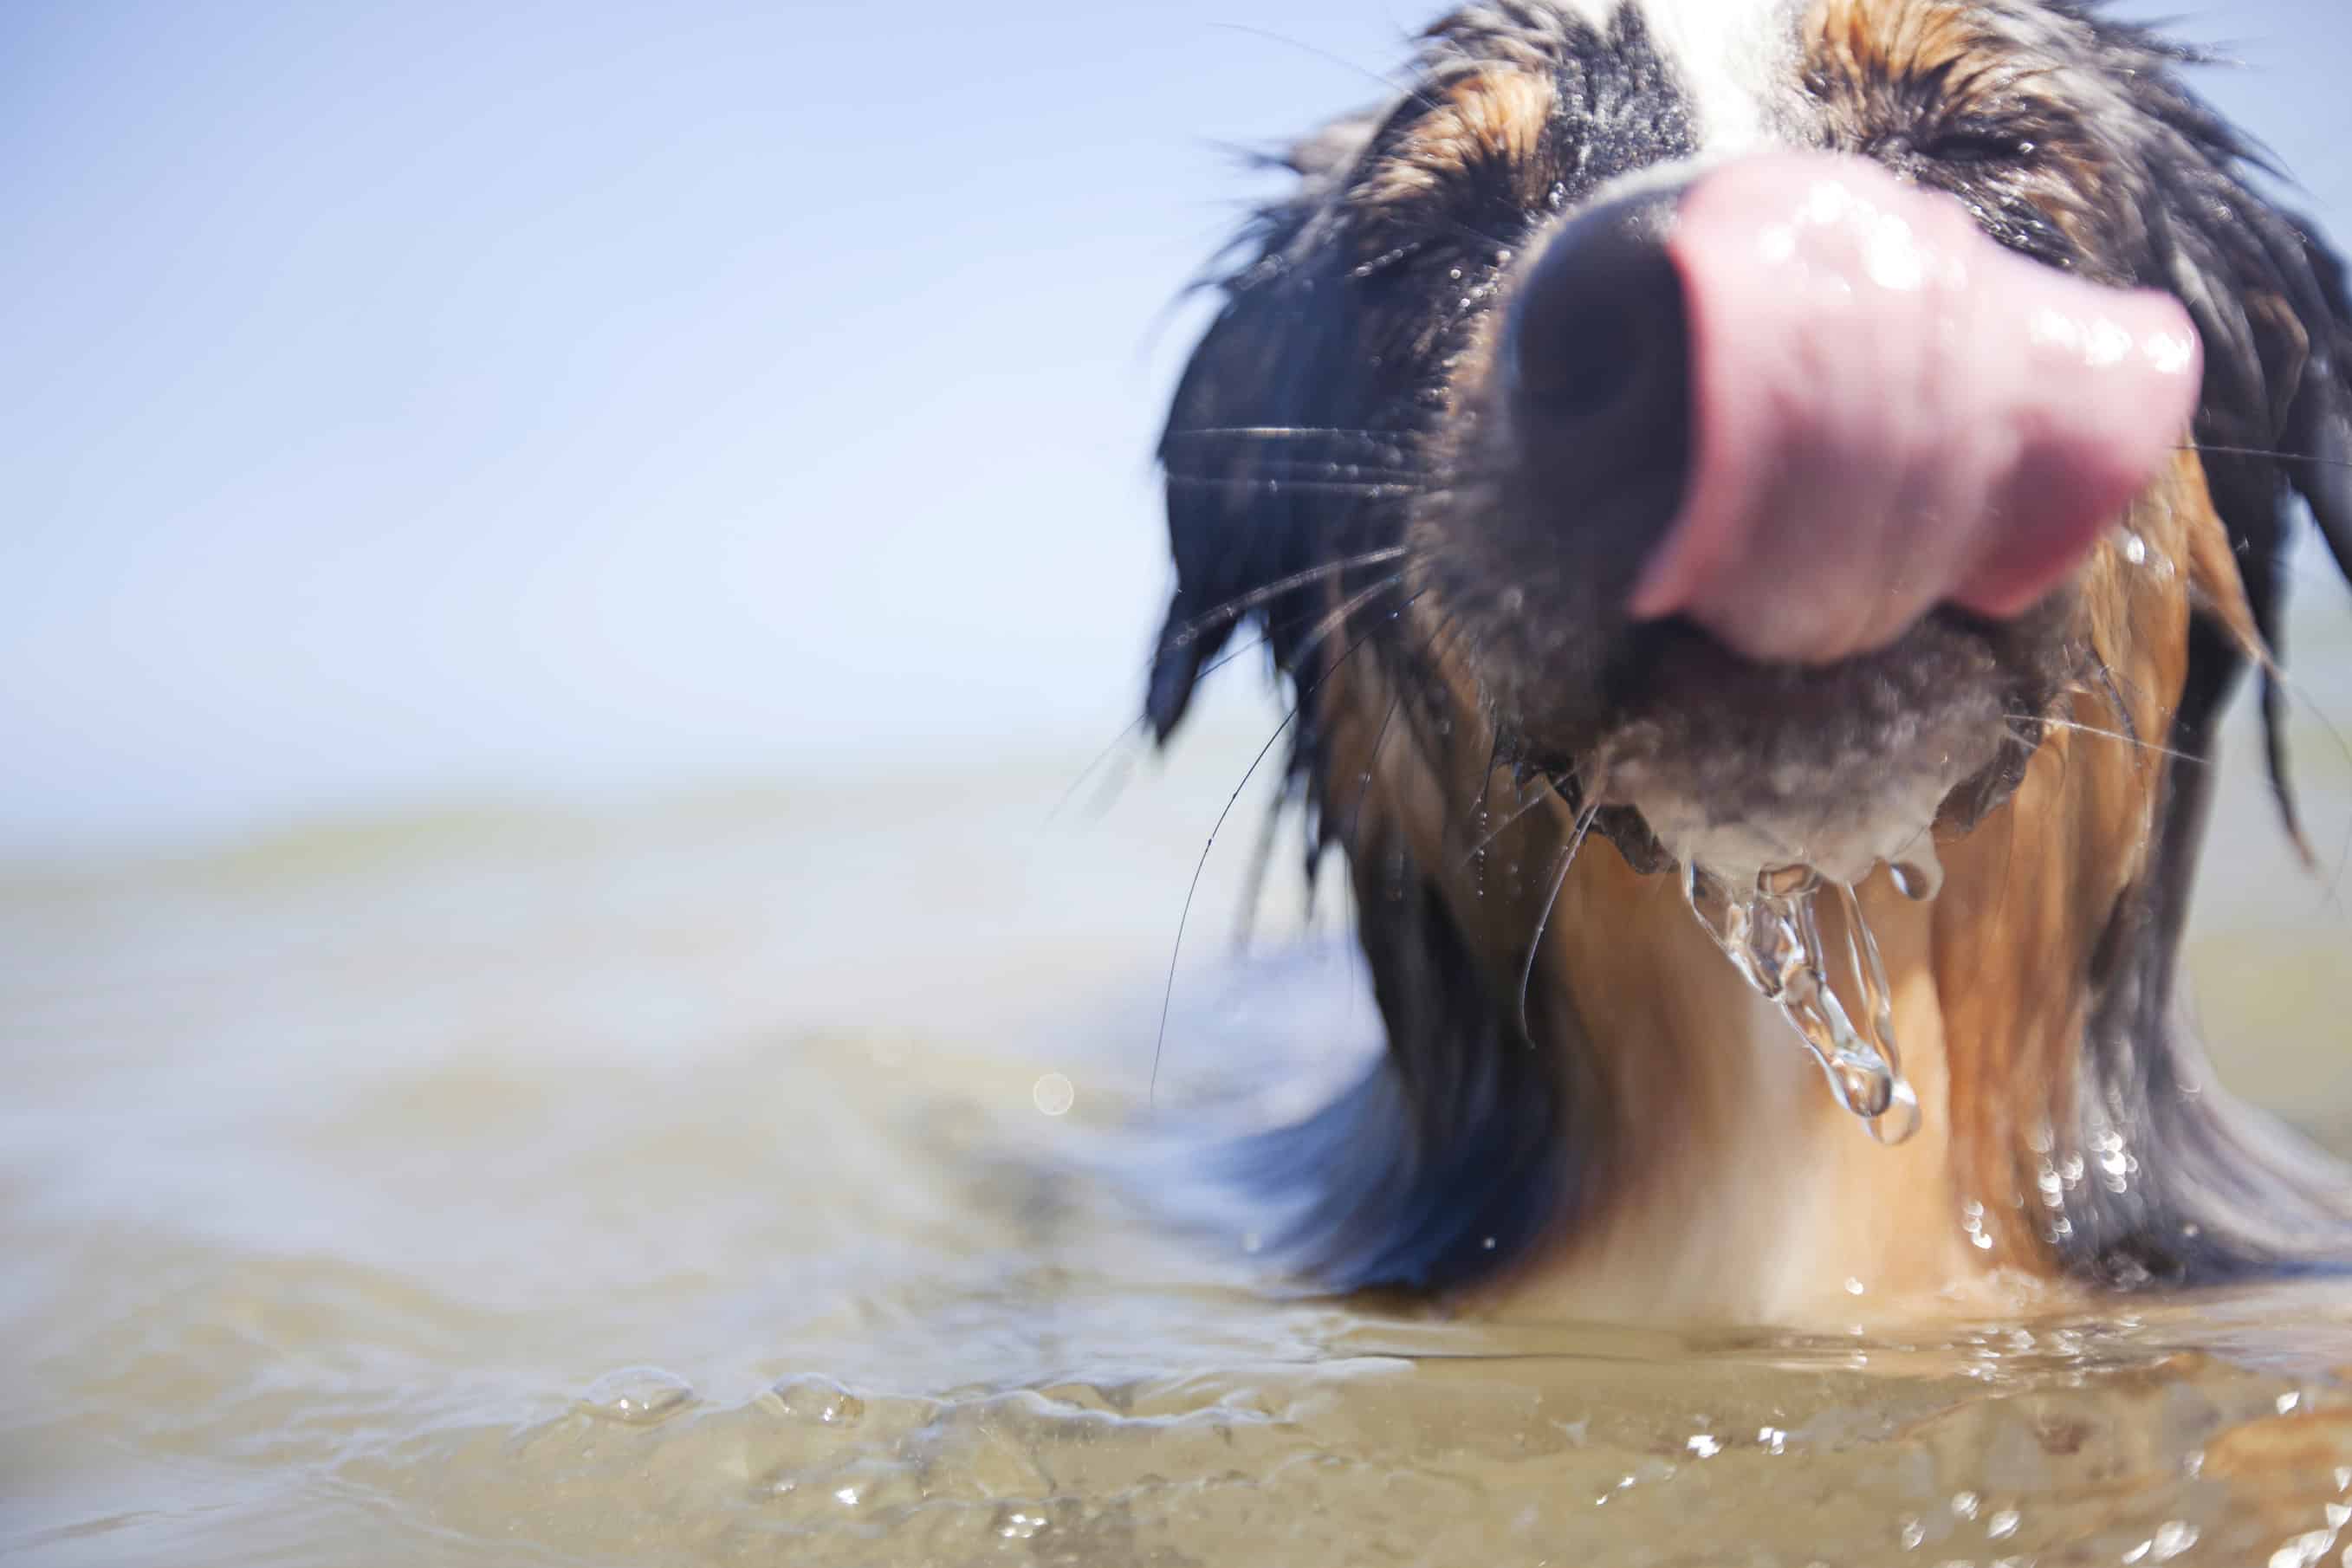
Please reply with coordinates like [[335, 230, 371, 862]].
[[1803, 0, 2127, 274], [1357, 69, 1555, 209], [1808, 0, 1984, 86], [1312, 451, 2227, 1321], [1934, 450, 2219, 1264]]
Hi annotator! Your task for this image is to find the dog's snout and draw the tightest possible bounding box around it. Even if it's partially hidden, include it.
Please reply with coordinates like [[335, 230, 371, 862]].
[[1494, 153, 2200, 667], [1502, 187, 1695, 573]]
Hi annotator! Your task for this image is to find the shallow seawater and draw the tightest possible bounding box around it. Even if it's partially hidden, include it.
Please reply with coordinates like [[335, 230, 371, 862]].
[[5, 616, 2352, 1565]]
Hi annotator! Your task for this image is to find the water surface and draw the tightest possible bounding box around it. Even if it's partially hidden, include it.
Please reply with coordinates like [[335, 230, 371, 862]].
[[4, 605, 2351, 1565]]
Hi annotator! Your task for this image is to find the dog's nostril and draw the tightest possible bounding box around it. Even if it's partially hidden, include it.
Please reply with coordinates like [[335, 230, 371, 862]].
[[1503, 185, 1694, 547], [1509, 303, 1644, 416]]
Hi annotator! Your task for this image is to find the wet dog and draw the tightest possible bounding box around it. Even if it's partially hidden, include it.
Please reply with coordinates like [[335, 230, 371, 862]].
[[1148, 0, 2352, 1324]]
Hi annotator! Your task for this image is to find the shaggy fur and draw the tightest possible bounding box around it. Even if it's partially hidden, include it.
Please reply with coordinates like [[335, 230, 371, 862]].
[[1148, 0, 2352, 1314]]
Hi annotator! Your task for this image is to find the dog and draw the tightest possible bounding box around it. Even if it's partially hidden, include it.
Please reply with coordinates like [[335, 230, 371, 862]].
[[1146, 0, 2352, 1325]]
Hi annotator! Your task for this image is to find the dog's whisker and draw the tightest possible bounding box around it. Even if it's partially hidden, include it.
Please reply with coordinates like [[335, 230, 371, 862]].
[[1151, 587, 1432, 1104], [1517, 797, 1601, 1044], [1046, 715, 1150, 827], [1162, 464, 1432, 486], [1164, 425, 1419, 449], [1202, 20, 1448, 118], [1163, 476, 1431, 498], [2178, 441, 2352, 470], [1338, 684, 1408, 859], [1161, 547, 1414, 647], [1230, 776, 1292, 954], [1455, 772, 1563, 870], [2086, 664, 2144, 754], [2036, 714, 2208, 767], [1286, 573, 1414, 669], [1161, 451, 1429, 481]]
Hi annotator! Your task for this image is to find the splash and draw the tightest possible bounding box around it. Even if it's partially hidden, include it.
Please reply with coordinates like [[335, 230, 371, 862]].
[[1680, 854, 1938, 1145]]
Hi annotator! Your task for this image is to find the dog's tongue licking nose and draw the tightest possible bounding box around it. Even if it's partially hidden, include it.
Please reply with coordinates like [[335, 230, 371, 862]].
[[1628, 152, 2203, 664]]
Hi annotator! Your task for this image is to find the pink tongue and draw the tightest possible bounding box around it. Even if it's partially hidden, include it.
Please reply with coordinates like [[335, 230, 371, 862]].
[[1627, 152, 2202, 664]]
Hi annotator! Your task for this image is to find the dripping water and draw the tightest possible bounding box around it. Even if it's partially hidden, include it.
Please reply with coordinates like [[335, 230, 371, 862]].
[[1679, 852, 1941, 1145]]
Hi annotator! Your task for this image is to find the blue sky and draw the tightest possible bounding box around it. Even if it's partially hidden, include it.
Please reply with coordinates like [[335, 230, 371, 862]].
[[3, 1, 2346, 850]]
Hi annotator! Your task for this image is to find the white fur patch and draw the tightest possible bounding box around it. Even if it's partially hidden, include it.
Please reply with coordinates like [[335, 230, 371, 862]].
[[1552, 0, 1800, 152]]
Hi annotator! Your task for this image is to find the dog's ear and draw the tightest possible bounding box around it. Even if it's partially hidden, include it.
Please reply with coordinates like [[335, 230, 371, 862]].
[[1146, 117, 1384, 742], [2113, 26, 2352, 605], [2179, 198, 2352, 852], [2117, 41, 2352, 847], [2272, 217, 2352, 585], [2164, 185, 2352, 637]]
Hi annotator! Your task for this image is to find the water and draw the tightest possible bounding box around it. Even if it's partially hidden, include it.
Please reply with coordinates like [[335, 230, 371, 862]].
[[3, 615, 2349, 1565], [1681, 861, 1926, 1144]]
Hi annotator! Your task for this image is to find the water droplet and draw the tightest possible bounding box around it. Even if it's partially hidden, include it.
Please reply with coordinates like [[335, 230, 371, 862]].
[[580, 1366, 697, 1426], [2267, 1528, 2336, 1568], [1032, 1072, 1076, 1116], [1986, 1508, 2020, 1539], [993, 1506, 1051, 1540], [1681, 862, 1921, 1143], [1889, 847, 1943, 900]]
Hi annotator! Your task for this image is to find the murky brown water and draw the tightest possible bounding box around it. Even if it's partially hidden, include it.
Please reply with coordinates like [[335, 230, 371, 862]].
[[4, 586, 2350, 1566]]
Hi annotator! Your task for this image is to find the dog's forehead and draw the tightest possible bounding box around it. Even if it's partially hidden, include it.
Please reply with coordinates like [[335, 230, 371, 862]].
[[1521, 0, 2079, 155], [1549, 0, 1799, 152]]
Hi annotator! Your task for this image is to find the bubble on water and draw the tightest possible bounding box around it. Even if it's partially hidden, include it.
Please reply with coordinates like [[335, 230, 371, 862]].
[[761, 1375, 867, 1428], [1681, 860, 1922, 1144], [993, 1506, 1052, 1540], [579, 1365, 697, 1426]]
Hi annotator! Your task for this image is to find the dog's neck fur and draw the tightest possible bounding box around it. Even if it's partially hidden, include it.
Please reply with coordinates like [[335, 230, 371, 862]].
[[1320, 458, 2218, 1325]]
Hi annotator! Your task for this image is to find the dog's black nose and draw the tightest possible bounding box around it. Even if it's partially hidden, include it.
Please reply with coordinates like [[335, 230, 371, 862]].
[[1503, 185, 1693, 569]]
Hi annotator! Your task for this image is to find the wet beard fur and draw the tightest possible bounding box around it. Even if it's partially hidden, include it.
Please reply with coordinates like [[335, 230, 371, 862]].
[[1189, 463, 2352, 1327]]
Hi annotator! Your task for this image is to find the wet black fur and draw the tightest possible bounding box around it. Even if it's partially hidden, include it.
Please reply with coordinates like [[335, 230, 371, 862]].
[[1149, 0, 2352, 1294]]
